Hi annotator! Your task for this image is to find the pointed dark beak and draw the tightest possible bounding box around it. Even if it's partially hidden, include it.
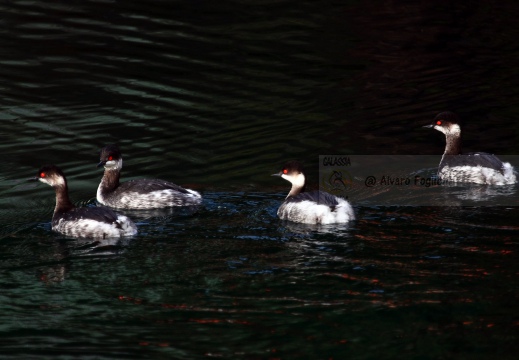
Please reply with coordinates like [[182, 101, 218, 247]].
[[423, 124, 434, 129], [28, 176, 39, 182], [271, 172, 282, 177], [97, 160, 106, 168]]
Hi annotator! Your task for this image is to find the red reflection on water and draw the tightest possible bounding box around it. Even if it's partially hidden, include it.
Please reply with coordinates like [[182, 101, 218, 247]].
[[118, 295, 143, 304]]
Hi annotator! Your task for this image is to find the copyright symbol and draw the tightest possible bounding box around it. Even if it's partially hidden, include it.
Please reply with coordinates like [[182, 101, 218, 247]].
[[365, 176, 377, 187]]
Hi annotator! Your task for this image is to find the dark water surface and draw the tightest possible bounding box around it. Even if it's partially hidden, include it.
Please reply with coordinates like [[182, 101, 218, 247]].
[[1, 1, 519, 358]]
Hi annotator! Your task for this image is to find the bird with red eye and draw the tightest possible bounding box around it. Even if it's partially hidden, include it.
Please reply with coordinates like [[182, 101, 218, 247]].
[[423, 111, 517, 185], [97, 146, 120, 169], [96, 144, 202, 209], [28, 164, 137, 238], [271, 160, 355, 224]]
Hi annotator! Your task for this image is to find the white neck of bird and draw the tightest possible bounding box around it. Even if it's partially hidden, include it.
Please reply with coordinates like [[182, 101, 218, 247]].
[[282, 172, 305, 197], [436, 123, 462, 155]]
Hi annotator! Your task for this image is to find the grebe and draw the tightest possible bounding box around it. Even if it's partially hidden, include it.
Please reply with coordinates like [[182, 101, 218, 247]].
[[272, 161, 355, 224], [424, 111, 516, 185], [97, 145, 202, 209], [33, 165, 137, 238]]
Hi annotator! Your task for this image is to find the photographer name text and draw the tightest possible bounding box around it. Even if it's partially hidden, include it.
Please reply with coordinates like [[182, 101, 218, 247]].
[[364, 175, 445, 187]]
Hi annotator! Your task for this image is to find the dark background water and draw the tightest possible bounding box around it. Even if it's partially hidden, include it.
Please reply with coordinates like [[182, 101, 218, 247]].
[[1, 1, 518, 358]]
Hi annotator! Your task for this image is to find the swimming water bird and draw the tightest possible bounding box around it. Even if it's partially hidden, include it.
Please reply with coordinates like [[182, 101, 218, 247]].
[[33, 165, 137, 238], [424, 111, 516, 185], [97, 145, 202, 209], [272, 161, 355, 224]]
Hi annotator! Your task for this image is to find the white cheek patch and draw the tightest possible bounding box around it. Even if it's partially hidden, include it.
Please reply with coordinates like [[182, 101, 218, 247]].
[[282, 173, 305, 188], [105, 158, 123, 170], [435, 123, 460, 136], [433, 124, 446, 134], [39, 176, 65, 187], [38, 178, 50, 185]]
